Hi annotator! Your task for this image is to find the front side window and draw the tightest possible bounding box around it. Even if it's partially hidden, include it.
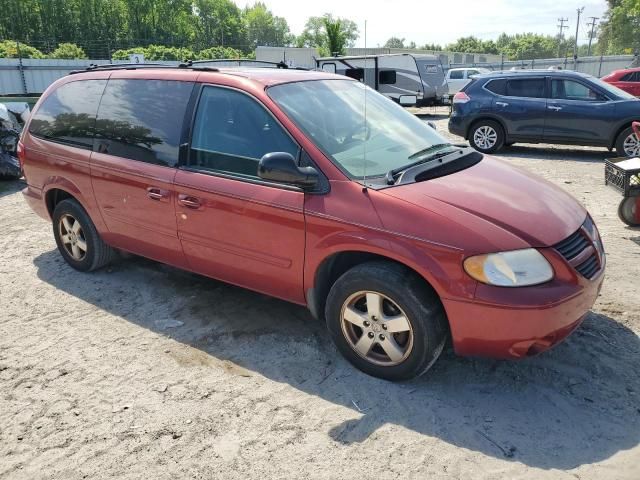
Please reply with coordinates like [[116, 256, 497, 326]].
[[505, 78, 546, 98], [268, 79, 450, 179], [93, 79, 193, 166], [29, 80, 106, 150], [189, 86, 298, 179], [552, 79, 605, 101]]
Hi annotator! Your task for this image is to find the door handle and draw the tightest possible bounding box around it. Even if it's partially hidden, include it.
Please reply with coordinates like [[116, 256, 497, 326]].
[[548, 105, 563, 111], [147, 187, 169, 200], [496, 101, 509, 107], [178, 194, 202, 209]]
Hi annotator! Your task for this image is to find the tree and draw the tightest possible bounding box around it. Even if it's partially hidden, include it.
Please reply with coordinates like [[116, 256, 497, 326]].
[[446, 36, 498, 54], [296, 14, 359, 53], [421, 42, 443, 51], [244, 2, 292, 50], [193, 0, 245, 51], [598, 0, 640, 54], [383, 37, 405, 48], [323, 17, 347, 56], [49, 42, 87, 59], [0, 40, 45, 58]]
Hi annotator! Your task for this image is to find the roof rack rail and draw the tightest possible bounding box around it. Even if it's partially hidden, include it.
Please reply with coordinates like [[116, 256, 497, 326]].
[[69, 62, 189, 75], [181, 59, 309, 70]]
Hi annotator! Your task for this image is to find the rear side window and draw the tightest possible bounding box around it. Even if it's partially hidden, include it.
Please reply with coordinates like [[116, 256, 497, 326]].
[[484, 78, 506, 95], [379, 70, 396, 84], [93, 79, 193, 166], [28, 80, 106, 150], [188, 86, 298, 179], [505, 78, 546, 98], [449, 70, 463, 80]]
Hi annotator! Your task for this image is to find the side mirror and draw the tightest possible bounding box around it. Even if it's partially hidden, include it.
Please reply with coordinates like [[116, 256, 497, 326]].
[[258, 152, 319, 188]]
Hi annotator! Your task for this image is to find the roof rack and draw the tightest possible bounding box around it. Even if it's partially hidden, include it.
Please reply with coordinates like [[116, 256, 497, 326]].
[[69, 62, 210, 75], [182, 59, 309, 70]]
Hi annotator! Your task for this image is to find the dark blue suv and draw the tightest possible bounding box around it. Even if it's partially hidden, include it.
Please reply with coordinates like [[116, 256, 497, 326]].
[[448, 70, 640, 156]]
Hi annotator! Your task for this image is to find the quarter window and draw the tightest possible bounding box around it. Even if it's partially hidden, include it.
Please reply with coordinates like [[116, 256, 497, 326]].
[[484, 78, 507, 95], [551, 79, 605, 101], [189, 86, 298, 179], [620, 72, 638, 82], [505, 78, 546, 98], [93, 79, 194, 166], [379, 70, 397, 84], [28, 80, 106, 150]]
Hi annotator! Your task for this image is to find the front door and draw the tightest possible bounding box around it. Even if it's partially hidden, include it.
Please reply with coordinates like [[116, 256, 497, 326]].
[[543, 78, 613, 144], [90, 78, 195, 267], [174, 85, 306, 303]]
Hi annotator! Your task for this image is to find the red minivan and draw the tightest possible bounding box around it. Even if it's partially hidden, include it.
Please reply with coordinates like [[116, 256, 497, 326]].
[[20, 64, 605, 380], [602, 67, 640, 97]]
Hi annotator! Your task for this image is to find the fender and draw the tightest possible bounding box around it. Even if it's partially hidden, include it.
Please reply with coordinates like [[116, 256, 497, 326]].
[[609, 117, 640, 149]]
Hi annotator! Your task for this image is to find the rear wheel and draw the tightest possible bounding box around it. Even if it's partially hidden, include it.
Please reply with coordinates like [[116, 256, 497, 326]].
[[52, 199, 116, 272], [618, 197, 640, 227], [615, 126, 640, 158], [469, 120, 505, 153], [325, 261, 447, 381]]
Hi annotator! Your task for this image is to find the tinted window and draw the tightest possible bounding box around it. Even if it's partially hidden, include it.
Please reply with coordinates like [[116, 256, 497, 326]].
[[189, 86, 298, 179], [345, 68, 364, 81], [551, 79, 605, 101], [621, 72, 635, 81], [29, 80, 106, 149], [484, 78, 506, 95], [379, 70, 396, 84], [449, 70, 464, 80], [466, 69, 480, 76], [506, 78, 546, 98], [93, 79, 193, 166]]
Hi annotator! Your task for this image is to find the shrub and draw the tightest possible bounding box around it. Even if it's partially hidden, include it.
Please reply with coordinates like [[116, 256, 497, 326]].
[[111, 45, 195, 61], [0, 40, 45, 59], [196, 46, 243, 60], [49, 43, 87, 59]]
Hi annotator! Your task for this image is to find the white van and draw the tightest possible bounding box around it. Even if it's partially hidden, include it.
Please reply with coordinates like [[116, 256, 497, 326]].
[[445, 67, 491, 96]]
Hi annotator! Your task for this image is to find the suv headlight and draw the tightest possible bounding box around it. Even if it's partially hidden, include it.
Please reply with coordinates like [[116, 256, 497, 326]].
[[463, 249, 554, 287]]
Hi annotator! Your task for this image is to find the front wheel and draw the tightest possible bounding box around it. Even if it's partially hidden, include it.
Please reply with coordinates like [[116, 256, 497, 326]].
[[615, 126, 640, 158], [618, 197, 640, 227], [325, 261, 448, 381], [469, 120, 505, 153]]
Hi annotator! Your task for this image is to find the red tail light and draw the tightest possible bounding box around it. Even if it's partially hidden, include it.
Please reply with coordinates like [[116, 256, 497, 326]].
[[17, 140, 26, 170], [453, 92, 470, 104]]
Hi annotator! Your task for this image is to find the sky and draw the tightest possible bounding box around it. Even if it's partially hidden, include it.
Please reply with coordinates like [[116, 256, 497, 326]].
[[233, 0, 608, 47]]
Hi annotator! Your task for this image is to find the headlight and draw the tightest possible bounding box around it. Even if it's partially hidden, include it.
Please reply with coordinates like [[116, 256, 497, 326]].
[[463, 249, 553, 287]]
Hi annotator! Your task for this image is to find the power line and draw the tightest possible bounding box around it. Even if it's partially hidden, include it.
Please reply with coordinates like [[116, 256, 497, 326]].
[[557, 17, 569, 57], [586, 16, 599, 56]]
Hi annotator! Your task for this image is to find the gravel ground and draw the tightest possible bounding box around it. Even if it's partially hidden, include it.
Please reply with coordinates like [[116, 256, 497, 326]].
[[1, 108, 639, 479]]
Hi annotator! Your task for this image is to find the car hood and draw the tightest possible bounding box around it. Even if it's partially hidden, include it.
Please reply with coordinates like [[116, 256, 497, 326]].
[[381, 156, 586, 247]]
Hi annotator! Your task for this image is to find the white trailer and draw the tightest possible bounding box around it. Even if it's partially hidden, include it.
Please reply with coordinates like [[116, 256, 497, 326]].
[[316, 53, 448, 106]]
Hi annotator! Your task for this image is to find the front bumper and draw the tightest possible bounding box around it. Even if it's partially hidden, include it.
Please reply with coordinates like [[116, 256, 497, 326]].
[[443, 248, 605, 359]]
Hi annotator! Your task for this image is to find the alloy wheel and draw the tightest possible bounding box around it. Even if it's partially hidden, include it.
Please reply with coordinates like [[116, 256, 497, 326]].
[[623, 132, 640, 157], [58, 214, 88, 261], [340, 291, 414, 366], [473, 125, 498, 150]]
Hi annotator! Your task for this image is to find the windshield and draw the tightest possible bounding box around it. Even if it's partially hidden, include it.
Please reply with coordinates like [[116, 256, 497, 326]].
[[267, 79, 450, 179]]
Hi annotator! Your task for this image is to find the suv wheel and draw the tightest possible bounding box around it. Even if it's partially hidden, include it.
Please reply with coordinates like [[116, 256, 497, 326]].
[[325, 261, 447, 381], [52, 199, 115, 272], [469, 120, 504, 153], [615, 126, 640, 157]]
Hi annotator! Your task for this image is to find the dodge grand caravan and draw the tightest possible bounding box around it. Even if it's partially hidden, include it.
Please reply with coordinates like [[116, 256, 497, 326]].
[[19, 64, 605, 380]]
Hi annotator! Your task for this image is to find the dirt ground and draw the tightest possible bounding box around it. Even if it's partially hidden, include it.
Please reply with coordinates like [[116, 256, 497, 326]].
[[1, 108, 639, 479]]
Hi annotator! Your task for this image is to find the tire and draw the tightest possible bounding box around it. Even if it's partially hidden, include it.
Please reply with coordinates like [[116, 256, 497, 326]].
[[615, 126, 640, 158], [469, 120, 505, 153], [52, 198, 116, 272], [325, 261, 448, 381], [618, 197, 640, 227]]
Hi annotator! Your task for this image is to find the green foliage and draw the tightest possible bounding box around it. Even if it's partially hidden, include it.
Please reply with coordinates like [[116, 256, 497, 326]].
[[384, 37, 406, 48], [112, 45, 195, 61], [296, 14, 359, 54], [598, 0, 640, 54], [49, 43, 87, 59], [323, 17, 347, 56], [196, 46, 243, 59], [446, 36, 498, 55], [0, 40, 45, 58], [244, 2, 292, 49]]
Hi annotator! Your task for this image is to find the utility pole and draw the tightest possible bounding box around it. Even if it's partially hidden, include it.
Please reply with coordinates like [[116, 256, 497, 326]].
[[557, 17, 568, 57], [586, 16, 599, 56], [573, 6, 585, 69]]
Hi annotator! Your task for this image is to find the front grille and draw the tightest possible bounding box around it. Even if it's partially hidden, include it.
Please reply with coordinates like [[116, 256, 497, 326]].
[[553, 219, 603, 280]]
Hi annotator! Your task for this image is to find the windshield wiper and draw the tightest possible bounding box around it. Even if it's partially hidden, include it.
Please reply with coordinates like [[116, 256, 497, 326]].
[[386, 145, 461, 185]]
